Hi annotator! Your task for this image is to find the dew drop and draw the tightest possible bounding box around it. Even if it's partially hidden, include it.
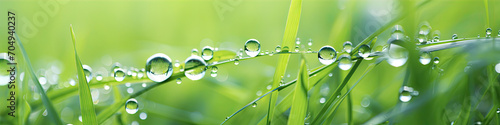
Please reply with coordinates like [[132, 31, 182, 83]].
[[319, 97, 326, 104], [387, 33, 408, 67], [308, 39, 313, 46], [318, 46, 337, 65], [392, 25, 404, 34], [432, 30, 441, 43], [201, 46, 214, 60], [179, 65, 185, 72], [498, 30, 500, 37], [184, 56, 207, 80], [294, 46, 299, 52], [142, 83, 147, 87], [296, 38, 301, 44], [176, 78, 182, 84], [275, 45, 281, 52], [125, 98, 139, 114], [338, 53, 352, 70], [127, 88, 134, 94], [139, 112, 148, 120], [96, 74, 103, 81], [452, 34, 458, 40], [496, 108, 500, 114], [210, 66, 218, 77], [137, 69, 145, 79], [328, 73, 333, 77], [145, 53, 173, 82], [82, 65, 93, 83], [234, 59, 239, 65], [433, 57, 440, 64], [419, 52, 432, 65], [244, 39, 261, 57], [399, 86, 414, 102], [114, 68, 126, 82], [252, 102, 257, 107], [0, 54, 12, 86], [358, 44, 371, 59], [191, 48, 199, 56], [343, 41, 352, 53], [174, 60, 180, 67], [494, 63, 500, 73], [110, 62, 121, 75], [486, 28, 492, 38], [104, 85, 110, 90], [282, 46, 290, 52]]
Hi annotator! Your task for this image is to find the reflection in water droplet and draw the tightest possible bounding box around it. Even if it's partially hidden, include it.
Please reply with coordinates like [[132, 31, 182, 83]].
[[184, 56, 207, 80], [343, 41, 352, 53], [244, 39, 261, 57], [308, 39, 313, 46], [114, 68, 126, 82], [96, 74, 103, 81], [419, 52, 432, 65], [275, 45, 281, 52], [125, 98, 139, 114], [399, 86, 414, 102], [295, 46, 299, 52], [201, 46, 214, 60], [387, 33, 408, 67], [452, 34, 458, 40], [318, 46, 337, 65], [358, 44, 371, 59], [338, 53, 352, 70], [434, 57, 440, 64], [82, 65, 93, 83], [145, 53, 173, 82]]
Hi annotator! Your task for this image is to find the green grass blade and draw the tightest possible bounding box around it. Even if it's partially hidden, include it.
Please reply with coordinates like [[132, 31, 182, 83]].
[[14, 33, 63, 125], [70, 25, 98, 125], [287, 56, 309, 125], [267, 0, 303, 124]]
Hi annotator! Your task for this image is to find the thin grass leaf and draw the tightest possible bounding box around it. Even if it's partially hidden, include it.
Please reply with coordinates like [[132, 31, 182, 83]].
[[14, 33, 63, 125], [287, 56, 309, 125], [267, 0, 303, 124], [70, 25, 98, 125]]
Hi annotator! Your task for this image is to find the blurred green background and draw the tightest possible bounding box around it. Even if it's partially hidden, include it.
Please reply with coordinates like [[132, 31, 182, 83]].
[[1, 0, 500, 124]]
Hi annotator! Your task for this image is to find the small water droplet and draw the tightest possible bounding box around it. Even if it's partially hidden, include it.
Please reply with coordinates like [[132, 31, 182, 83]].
[[296, 37, 301, 44], [451, 34, 458, 40], [294, 46, 299, 52], [96, 74, 103, 81], [201, 46, 214, 60], [358, 44, 371, 59], [252, 102, 257, 107], [399, 86, 414, 102], [475, 121, 482, 125], [433, 57, 440, 64], [179, 65, 185, 72], [184, 56, 207, 80], [174, 60, 180, 67], [318, 46, 337, 65], [79, 115, 82, 122], [387, 33, 408, 67], [392, 25, 404, 34], [138, 69, 145, 79], [308, 39, 313, 46], [494, 63, 500, 73], [496, 108, 499, 113], [140, 112, 148, 120], [191, 48, 199, 56], [127, 88, 134, 94], [142, 83, 147, 87], [210, 66, 218, 77], [145, 53, 173, 82], [234, 59, 239, 65], [417, 22, 431, 44], [244, 39, 261, 57], [275, 45, 281, 52], [486, 28, 492, 38], [319, 97, 326, 103], [498, 30, 500, 37], [419, 52, 432, 65], [338, 53, 352, 70], [343, 41, 352, 53], [82, 65, 93, 83], [176, 78, 182, 84], [114, 68, 126, 82], [328, 73, 333, 77], [104, 85, 110, 90], [282, 46, 289, 52], [125, 98, 139, 114]]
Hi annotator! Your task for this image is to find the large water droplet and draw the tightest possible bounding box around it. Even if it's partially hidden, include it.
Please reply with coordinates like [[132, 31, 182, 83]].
[[82, 65, 93, 83], [318, 46, 337, 65], [486, 28, 492, 38], [358, 44, 371, 59], [275, 45, 281, 52], [399, 86, 414, 102], [201, 46, 214, 60], [184, 56, 207, 80], [343, 41, 352, 53], [114, 68, 126, 82], [125, 98, 139, 114], [244, 39, 261, 57], [145, 53, 173, 82], [419, 52, 432, 65], [452, 34, 458, 40], [387, 33, 408, 67], [338, 53, 352, 70], [210, 66, 218, 77]]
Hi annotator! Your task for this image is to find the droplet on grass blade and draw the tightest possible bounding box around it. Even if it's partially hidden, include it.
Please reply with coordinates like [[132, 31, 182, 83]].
[[318, 46, 337, 65], [125, 98, 139, 114], [145, 53, 173, 82], [244, 39, 261, 57]]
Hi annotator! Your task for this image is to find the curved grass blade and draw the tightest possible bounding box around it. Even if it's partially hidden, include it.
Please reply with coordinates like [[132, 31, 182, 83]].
[[287, 56, 309, 125], [267, 0, 303, 124], [14, 33, 63, 125]]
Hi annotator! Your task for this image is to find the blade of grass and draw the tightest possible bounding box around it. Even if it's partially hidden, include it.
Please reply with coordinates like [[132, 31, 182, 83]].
[[14, 33, 63, 125], [267, 0, 303, 124], [70, 25, 98, 125], [287, 56, 309, 125]]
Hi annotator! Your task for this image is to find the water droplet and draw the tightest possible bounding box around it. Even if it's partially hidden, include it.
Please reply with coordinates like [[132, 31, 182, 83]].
[[252, 102, 257, 107], [328, 73, 333, 77], [138, 69, 145, 79], [174, 60, 180, 67], [191, 48, 199, 56], [296, 38, 301, 44], [419, 52, 432, 65], [494, 63, 500, 73], [496, 108, 499, 113], [498, 30, 500, 37], [131, 121, 139, 125], [176, 78, 182, 84], [79, 115, 82, 122], [387, 33, 408, 67], [485, 28, 492, 38], [392, 25, 404, 34], [399, 86, 414, 102], [82, 65, 93, 83], [418, 22, 431, 44], [338, 53, 352, 70], [125, 98, 139, 114], [127, 88, 134, 93], [43, 109, 48, 116], [234, 59, 239, 65], [184, 56, 207, 80], [96, 74, 103, 81], [201, 46, 214, 60], [319, 97, 326, 103], [308, 39, 313, 46], [433, 57, 440, 64], [358, 44, 371, 59], [452, 34, 458, 40], [104, 85, 110, 90], [142, 83, 147, 87], [210, 66, 218, 77], [140, 112, 148, 120], [282, 46, 290, 52], [110, 62, 122, 75], [145, 53, 173, 82], [361, 97, 370, 107], [343, 41, 352, 53], [244, 39, 261, 57], [275, 45, 281, 52], [318, 46, 337, 65], [267, 85, 272, 90], [294, 46, 299, 52], [475, 121, 482, 125], [114, 68, 126, 82]]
